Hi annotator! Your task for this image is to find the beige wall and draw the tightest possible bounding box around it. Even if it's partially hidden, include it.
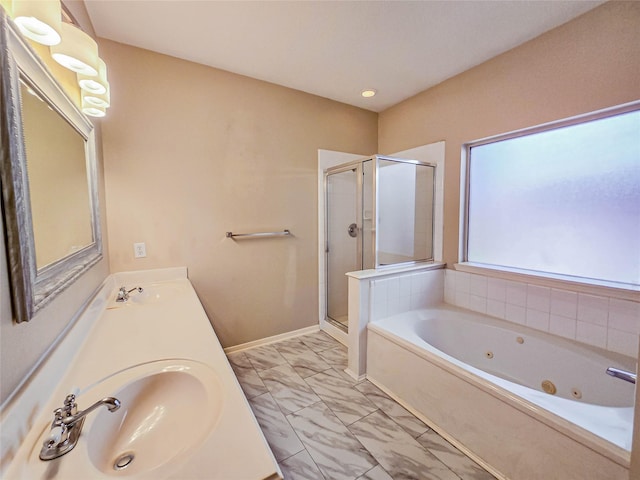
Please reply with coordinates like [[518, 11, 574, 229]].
[[0, 1, 109, 406], [99, 39, 377, 347], [378, 1, 640, 267]]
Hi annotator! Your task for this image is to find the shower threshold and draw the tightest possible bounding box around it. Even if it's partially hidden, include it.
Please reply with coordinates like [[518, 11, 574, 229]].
[[327, 314, 348, 332]]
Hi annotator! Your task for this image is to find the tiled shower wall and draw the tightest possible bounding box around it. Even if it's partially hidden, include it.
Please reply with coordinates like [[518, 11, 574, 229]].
[[445, 269, 640, 358]]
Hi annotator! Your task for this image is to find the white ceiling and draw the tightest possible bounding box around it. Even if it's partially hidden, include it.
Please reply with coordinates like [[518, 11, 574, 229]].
[[84, 0, 604, 112]]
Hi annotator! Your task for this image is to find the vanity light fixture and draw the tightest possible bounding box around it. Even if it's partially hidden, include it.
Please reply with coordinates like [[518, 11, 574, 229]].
[[50, 21, 98, 76], [78, 57, 108, 95], [4, 2, 112, 117], [81, 102, 106, 118], [361, 89, 377, 98], [82, 82, 110, 109], [83, 94, 109, 109], [79, 57, 110, 113], [11, 0, 62, 46]]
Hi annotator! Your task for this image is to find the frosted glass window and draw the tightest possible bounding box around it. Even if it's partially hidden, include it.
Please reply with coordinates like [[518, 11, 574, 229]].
[[466, 108, 640, 287]]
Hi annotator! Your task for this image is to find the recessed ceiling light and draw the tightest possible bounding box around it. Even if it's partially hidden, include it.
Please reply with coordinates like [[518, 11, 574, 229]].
[[361, 89, 377, 98]]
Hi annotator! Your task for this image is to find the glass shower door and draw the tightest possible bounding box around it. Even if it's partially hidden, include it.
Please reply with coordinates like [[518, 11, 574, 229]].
[[376, 158, 435, 266], [325, 166, 361, 331]]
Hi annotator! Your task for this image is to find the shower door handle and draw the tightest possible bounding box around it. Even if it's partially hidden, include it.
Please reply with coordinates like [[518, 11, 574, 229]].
[[348, 223, 358, 238]]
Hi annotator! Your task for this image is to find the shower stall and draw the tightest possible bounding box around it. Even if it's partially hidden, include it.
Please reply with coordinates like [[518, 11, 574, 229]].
[[324, 155, 436, 331]]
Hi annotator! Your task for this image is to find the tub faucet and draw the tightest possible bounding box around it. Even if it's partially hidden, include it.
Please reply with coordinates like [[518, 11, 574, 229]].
[[606, 367, 636, 384], [116, 286, 143, 302], [39, 394, 121, 461]]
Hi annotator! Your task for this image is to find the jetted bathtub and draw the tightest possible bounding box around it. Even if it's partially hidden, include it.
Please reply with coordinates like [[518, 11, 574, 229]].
[[366, 304, 635, 480]]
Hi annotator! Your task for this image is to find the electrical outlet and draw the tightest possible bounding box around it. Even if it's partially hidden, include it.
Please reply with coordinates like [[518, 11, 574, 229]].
[[133, 242, 146, 258]]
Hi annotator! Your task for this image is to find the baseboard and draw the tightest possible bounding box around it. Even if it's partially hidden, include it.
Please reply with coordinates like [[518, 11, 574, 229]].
[[223, 325, 320, 354]]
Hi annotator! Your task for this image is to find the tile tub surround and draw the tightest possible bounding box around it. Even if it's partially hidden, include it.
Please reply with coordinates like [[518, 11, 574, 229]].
[[228, 331, 495, 480], [444, 269, 640, 358], [1, 268, 281, 480], [346, 263, 445, 378]]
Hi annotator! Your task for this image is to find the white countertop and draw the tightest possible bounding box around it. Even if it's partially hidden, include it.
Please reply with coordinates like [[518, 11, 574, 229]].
[[1, 268, 282, 479]]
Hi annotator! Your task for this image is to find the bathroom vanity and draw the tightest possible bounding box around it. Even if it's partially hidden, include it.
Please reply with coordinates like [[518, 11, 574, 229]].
[[1, 268, 282, 479]]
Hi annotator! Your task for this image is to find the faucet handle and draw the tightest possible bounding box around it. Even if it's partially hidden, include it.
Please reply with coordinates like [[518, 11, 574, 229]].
[[43, 408, 69, 452], [49, 408, 66, 435], [52, 407, 64, 422], [63, 394, 77, 415], [116, 286, 143, 302]]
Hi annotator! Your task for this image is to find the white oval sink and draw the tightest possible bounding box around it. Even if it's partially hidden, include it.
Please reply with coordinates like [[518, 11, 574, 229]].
[[85, 360, 222, 476], [26, 360, 223, 479]]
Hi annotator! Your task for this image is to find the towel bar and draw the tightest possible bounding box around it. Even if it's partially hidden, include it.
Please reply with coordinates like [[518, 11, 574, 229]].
[[226, 229, 291, 239]]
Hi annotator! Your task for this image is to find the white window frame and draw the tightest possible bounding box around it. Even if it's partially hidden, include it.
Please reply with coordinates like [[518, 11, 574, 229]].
[[458, 101, 640, 301]]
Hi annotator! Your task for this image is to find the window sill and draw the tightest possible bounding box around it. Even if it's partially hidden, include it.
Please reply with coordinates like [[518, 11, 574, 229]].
[[347, 261, 445, 280], [454, 262, 639, 303]]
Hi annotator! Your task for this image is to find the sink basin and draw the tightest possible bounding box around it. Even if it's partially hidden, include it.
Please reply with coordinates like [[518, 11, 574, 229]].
[[87, 360, 221, 476], [29, 359, 223, 478]]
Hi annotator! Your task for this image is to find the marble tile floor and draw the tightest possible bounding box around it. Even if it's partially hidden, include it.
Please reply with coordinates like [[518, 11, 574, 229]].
[[227, 330, 496, 480]]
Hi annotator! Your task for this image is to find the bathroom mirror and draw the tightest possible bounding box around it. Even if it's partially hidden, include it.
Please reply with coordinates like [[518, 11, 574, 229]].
[[0, 13, 102, 322]]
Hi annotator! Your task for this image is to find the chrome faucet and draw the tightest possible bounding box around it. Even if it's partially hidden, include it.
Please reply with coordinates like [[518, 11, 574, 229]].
[[40, 394, 121, 461], [116, 286, 143, 302], [606, 367, 636, 384]]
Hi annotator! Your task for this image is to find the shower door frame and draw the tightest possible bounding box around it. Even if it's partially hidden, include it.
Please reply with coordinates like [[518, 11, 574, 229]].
[[324, 161, 368, 330], [323, 155, 436, 332], [373, 155, 437, 268]]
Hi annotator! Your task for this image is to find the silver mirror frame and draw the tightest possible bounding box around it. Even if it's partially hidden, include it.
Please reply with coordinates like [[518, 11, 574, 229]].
[[0, 11, 102, 323]]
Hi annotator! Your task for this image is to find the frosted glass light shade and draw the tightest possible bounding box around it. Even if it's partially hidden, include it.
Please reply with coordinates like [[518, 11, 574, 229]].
[[78, 77, 106, 94], [82, 102, 106, 118], [84, 96, 108, 109], [78, 58, 107, 94], [82, 82, 110, 108], [12, 0, 62, 46], [51, 22, 98, 76]]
